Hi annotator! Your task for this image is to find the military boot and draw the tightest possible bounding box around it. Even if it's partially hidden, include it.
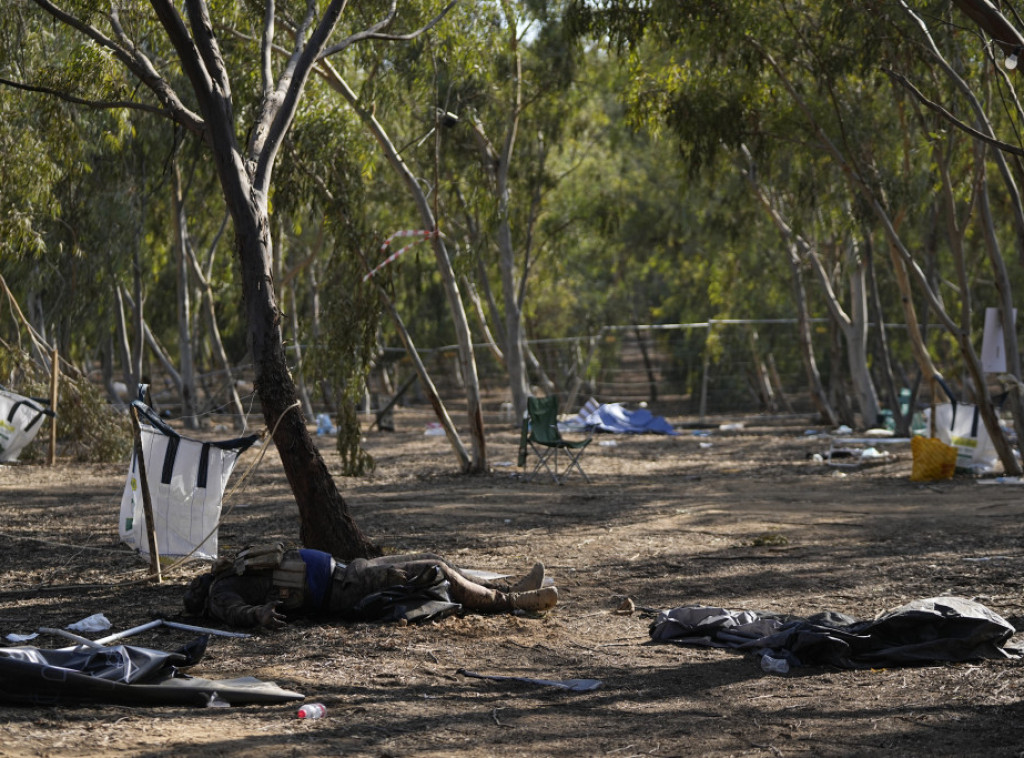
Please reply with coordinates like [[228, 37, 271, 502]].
[[509, 562, 546, 593], [509, 586, 558, 612]]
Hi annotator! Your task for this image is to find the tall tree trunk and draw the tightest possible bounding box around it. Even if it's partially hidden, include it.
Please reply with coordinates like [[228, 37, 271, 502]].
[[498, 213, 531, 418], [739, 146, 837, 424], [843, 236, 881, 427], [787, 242, 837, 425], [232, 194, 376, 558], [318, 66, 486, 473], [634, 325, 659, 404], [185, 241, 248, 430], [131, 245, 144, 387], [196, 25, 377, 558], [864, 234, 907, 435], [287, 280, 315, 420], [172, 161, 199, 429], [114, 286, 137, 398], [974, 150, 1024, 458]]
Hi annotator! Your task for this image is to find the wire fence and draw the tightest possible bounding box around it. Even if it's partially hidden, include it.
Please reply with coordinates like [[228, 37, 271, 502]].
[[393, 318, 949, 422], [138, 318, 962, 426]]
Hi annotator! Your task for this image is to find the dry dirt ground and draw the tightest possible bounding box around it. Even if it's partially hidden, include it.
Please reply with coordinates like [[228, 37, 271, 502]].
[[2, 405, 1024, 758]]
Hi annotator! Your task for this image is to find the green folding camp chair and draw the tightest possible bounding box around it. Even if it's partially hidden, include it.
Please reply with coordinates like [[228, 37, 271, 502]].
[[518, 395, 592, 484]]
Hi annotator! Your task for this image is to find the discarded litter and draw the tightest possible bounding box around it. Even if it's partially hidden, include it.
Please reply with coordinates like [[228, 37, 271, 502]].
[[718, 423, 744, 432], [66, 613, 111, 633], [598, 440, 617, 447], [424, 422, 444, 436], [760, 654, 790, 675], [315, 414, 336, 436], [95, 619, 251, 644], [206, 692, 231, 708], [977, 477, 1024, 485], [297, 702, 327, 719], [458, 669, 602, 692], [5, 632, 38, 643]]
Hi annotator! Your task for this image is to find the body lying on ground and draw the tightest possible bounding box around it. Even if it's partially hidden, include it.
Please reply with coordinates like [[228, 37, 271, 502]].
[[183, 543, 557, 629]]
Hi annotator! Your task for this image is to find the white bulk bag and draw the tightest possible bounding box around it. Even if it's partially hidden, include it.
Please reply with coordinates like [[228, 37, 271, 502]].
[[928, 402, 999, 471], [119, 402, 258, 560], [0, 387, 54, 462]]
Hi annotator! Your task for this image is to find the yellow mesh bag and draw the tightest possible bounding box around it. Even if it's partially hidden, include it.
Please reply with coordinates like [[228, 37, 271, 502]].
[[910, 436, 957, 481]]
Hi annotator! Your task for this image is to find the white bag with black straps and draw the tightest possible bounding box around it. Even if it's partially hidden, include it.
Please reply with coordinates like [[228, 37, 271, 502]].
[[119, 402, 258, 560], [0, 386, 55, 462], [928, 401, 999, 471]]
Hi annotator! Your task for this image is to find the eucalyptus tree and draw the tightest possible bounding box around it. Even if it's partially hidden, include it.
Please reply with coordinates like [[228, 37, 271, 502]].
[[374, 0, 586, 420], [303, 30, 485, 471], [0, 72, 156, 390], [567, 5, 1006, 428], [4, 1, 457, 558], [567, 2, 893, 423]]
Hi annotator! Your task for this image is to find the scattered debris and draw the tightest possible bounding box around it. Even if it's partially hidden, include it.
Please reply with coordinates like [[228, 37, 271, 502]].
[[66, 613, 111, 633], [615, 598, 636, 615]]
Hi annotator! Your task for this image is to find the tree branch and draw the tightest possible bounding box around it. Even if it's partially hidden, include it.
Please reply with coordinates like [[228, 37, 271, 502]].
[[884, 68, 1024, 157], [184, 0, 234, 104], [261, 0, 276, 104], [0, 76, 166, 115], [317, 0, 458, 60], [252, 0, 348, 196], [27, 0, 205, 135], [949, 0, 1024, 55]]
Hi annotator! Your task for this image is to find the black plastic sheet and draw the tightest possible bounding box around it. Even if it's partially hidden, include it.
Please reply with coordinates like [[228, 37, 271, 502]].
[[0, 637, 303, 707]]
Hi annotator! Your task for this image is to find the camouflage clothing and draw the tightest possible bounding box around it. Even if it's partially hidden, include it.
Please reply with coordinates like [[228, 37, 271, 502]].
[[184, 546, 557, 628]]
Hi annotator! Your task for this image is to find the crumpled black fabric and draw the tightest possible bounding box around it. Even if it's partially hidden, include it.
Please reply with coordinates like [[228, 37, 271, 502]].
[[650, 596, 1018, 670], [349, 565, 461, 624]]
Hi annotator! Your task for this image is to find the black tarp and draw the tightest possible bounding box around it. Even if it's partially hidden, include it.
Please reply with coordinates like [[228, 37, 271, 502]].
[[650, 596, 1019, 670], [0, 637, 303, 707]]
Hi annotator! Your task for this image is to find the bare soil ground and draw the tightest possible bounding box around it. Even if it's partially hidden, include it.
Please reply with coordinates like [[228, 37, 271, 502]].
[[2, 405, 1024, 758]]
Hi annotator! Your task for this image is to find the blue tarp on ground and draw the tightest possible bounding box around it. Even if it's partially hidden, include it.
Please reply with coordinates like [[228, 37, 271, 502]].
[[574, 403, 678, 435]]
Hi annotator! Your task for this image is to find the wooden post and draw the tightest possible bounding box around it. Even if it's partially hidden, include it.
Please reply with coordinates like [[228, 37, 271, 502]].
[[129, 405, 162, 583], [48, 347, 59, 466]]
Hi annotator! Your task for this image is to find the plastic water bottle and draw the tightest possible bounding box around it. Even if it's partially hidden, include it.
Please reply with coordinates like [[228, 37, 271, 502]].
[[760, 655, 790, 675], [297, 702, 327, 719]]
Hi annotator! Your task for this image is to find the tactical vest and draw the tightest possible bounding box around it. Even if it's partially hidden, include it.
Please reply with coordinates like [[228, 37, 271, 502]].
[[214, 542, 310, 610]]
